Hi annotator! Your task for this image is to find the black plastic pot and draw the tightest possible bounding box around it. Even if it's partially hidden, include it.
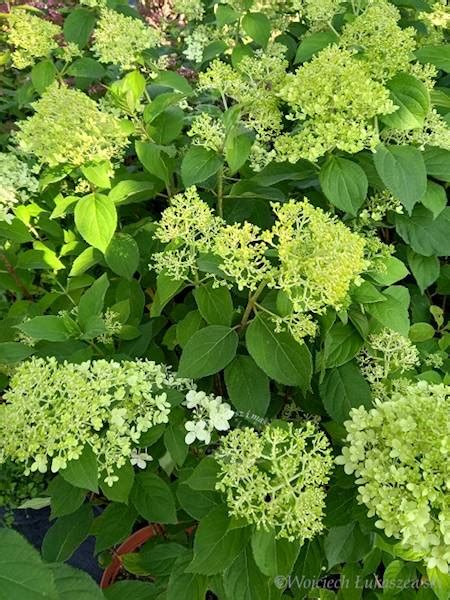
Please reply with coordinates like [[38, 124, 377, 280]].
[[0, 506, 103, 582]]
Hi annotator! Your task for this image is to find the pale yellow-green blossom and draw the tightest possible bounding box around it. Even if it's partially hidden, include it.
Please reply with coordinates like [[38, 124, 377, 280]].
[[92, 8, 162, 70], [276, 46, 395, 162], [337, 381, 450, 573], [340, 0, 416, 82], [0, 358, 191, 485], [16, 83, 129, 167], [0, 152, 38, 223], [382, 109, 450, 151], [6, 9, 60, 69], [265, 200, 369, 315], [357, 328, 420, 399], [188, 113, 226, 152], [293, 0, 344, 30], [174, 0, 205, 21], [216, 422, 333, 542]]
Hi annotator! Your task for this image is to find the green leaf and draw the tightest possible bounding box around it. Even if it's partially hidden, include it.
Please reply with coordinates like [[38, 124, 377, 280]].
[[242, 12, 271, 47], [369, 255, 409, 286], [420, 181, 447, 218], [109, 180, 158, 206], [224, 546, 272, 600], [187, 506, 250, 575], [69, 247, 102, 277], [138, 542, 187, 578], [373, 144, 427, 214], [246, 314, 312, 389], [409, 322, 435, 342], [61, 445, 99, 493], [63, 8, 97, 48], [153, 71, 193, 95], [92, 503, 137, 554], [295, 31, 338, 63], [0, 529, 58, 600], [193, 282, 233, 326], [130, 472, 177, 524], [319, 156, 368, 215], [150, 272, 185, 317], [48, 476, 86, 519], [31, 60, 57, 94], [167, 553, 208, 600], [178, 325, 238, 379], [16, 316, 70, 342], [224, 355, 270, 416], [176, 484, 219, 520], [135, 141, 170, 186], [0, 342, 33, 364], [74, 193, 117, 253], [423, 147, 450, 181], [224, 131, 253, 174], [185, 457, 220, 491], [251, 528, 300, 577], [66, 57, 105, 80], [80, 160, 112, 189], [181, 147, 222, 188], [324, 323, 363, 368], [49, 563, 104, 600], [202, 40, 228, 63], [395, 206, 450, 256], [415, 45, 450, 72], [164, 421, 189, 467], [216, 4, 239, 26], [319, 362, 372, 423], [105, 234, 140, 280], [78, 273, 109, 329], [407, 248, 440, 294], [42, 504, 93, 563], [381, 73, 429, 130], [143, 92, 185, 123], [367, 286, 410, 336], [100, 462, 135, 504], [324, 523, 356, 569], [427, 566, 450, 600]]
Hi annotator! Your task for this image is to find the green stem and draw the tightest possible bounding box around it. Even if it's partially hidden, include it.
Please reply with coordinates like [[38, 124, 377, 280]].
[[217, 165, 224, 217], [0, 252, 32, 299], [239, 281, 267, 330]]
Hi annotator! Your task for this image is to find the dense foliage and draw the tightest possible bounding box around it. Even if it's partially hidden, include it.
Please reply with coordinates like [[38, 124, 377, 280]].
[[0, 0, 449, 598]]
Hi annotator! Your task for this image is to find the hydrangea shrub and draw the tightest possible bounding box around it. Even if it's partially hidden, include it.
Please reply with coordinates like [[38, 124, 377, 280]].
[[0, 0, 449, 598]]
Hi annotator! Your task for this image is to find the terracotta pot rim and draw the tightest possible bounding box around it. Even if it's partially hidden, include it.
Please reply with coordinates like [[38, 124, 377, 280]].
[[100, 523, 164, 589]]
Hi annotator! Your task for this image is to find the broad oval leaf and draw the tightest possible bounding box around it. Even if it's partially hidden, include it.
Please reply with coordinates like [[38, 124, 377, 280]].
[[74, 193, 117, 253], [373, 144, 427, 214], [130, 472, 177, 524], [181, 147, 222, 188], [381, 73, 429, 130], [246, 314, 312, 389], [178, 325, 238, 379], [319, 156, 368, 215]]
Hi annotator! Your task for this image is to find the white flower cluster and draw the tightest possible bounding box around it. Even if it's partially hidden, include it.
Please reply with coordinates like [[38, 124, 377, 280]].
[[184, 390, 234, 445]]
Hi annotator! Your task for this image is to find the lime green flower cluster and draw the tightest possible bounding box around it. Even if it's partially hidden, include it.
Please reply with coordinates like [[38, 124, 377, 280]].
[[276, 46, 396, 162], [337, 381, 450, 573], [16, 83, 129, 167], [265, 200, 368, 316], [382, 109, 450, 151], [198, 44, 288, 142], [359, 190, 403, 225], [173, 0, 204, 21], [188, 113, 226, 152], [215, 422, 333, 542], [92, 8, 162, 71], [80, 0, 107, 5], [340, 0, 416, 82], [153, 189, 368, 338], [183, 25, 218, 63], [357, 328, 420, 399], [6, 9, 61, 69], [0, 357, 189, 486], [0, 153, 38, 223], [293, 0, 344, 31]]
